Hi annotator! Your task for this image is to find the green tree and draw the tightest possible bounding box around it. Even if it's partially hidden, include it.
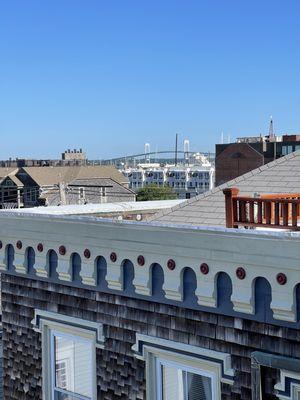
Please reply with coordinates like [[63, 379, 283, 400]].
[[136, 184, 178, 201]]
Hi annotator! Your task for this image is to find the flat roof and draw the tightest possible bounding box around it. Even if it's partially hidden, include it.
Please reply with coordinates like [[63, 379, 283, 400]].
[[0, 199, 185, 216]]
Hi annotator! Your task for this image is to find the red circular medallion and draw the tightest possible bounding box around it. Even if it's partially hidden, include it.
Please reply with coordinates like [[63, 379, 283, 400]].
[[59, 245, 66, 256], [200, 263, 209, 275], [110, 252, 117, 262], [137, 255, 145, 266], [167, 259, 176, 270], [16, 241, 22, 250], [276, 273, 287, 285], [84, 249, 91, 259], [236, 267, 246, 280], [37, 243, 44, 252]]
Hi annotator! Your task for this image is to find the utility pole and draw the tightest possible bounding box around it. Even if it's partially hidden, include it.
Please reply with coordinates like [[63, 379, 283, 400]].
[[175, 133, 178, 166], [269, 116, 274, 138]]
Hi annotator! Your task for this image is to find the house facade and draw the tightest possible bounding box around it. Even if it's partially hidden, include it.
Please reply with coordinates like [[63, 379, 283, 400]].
[[1, 211, 300, 399], [2, 151, 300, 399], [0, 168, 23, 209], [2, 166, 133, 208]]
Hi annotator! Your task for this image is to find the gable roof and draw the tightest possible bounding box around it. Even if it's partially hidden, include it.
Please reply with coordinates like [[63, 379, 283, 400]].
[[4, 175, 24, 187], [149, 151, 300, 227], [21, 166, 128, 187], [0, 168, 19, 185], [0, 168, 18, 180]]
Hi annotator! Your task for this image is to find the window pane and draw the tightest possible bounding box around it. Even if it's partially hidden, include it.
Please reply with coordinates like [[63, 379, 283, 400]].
[[54, 335, 92, 398], [186, 372, 212, 400], [54, 392, 84, 400], [161, 364, 212, 400], [162, 364, 184, 400]]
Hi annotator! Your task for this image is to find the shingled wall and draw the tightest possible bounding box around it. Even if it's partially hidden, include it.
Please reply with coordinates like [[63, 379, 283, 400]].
[[2, 273, 296, 400]]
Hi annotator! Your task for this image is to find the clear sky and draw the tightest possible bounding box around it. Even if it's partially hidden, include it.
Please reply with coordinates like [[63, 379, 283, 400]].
[[1, 1, 300, 160]]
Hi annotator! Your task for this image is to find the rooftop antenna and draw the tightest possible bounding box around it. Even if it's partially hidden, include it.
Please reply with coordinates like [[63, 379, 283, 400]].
[[269, 116, 275, 138], [227, 134, 231, 143], [175, 133, 178, 166]]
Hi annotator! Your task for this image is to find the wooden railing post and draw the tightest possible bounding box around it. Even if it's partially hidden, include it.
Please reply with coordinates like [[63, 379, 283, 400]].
[[223, 188, 239, 228]]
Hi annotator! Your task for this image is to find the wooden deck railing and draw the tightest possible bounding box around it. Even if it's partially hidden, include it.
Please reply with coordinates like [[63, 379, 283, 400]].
[[223, 188, 300, 230]]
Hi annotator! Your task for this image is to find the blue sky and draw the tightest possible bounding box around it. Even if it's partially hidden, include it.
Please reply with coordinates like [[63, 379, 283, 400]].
[[1, 1, 300, 159]]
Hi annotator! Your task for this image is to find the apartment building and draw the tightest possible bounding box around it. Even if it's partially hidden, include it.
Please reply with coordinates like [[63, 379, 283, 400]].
[[122, 161, 214, 199], [1, 151, 300, 399]]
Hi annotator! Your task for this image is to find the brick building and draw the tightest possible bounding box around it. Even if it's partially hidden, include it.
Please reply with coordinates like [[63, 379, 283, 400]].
[[215, 134, 300, 186], [1, 151, 300, 399]]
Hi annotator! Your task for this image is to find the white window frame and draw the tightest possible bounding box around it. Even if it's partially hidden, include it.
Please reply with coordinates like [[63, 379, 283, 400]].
[[275, 370, 300, 400], [31, 310, 103, 400], [132, 334, 234, 400], [146, 348, 220, 400], [50, 329, 95, 400], [155, 356, 217, 400]]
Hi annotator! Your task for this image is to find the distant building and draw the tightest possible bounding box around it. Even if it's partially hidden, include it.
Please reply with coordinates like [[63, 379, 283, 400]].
[[215, 125, 300, 185], [121, 155, 214, 199], [61, 148, 87, 164], [0, 168, 23, 209], [0, 165, 134, 208], [0, 149, 87, 168]]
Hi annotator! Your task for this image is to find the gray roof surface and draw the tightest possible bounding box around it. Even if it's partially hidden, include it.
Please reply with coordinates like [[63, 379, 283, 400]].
[[149, 150, 300, 227]]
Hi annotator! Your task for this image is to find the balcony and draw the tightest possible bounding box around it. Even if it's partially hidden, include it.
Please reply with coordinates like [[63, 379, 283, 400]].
[[224, 188, 300, 230]]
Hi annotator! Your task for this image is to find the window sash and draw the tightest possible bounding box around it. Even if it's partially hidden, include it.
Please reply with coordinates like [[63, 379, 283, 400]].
[[53, 386, 91, 400], [50, 330, 93, 400], [156, 358, 216, 400]]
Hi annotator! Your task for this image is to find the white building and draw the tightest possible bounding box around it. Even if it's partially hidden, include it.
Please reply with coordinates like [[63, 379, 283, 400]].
[[122, 156, 214, 199]]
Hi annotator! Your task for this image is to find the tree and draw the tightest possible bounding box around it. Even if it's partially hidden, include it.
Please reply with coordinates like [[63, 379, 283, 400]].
[[136, 184, 178, 201]]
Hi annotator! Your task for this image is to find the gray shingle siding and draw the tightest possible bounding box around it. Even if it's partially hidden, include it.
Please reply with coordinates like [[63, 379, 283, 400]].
[[2, 274, 298, 399]]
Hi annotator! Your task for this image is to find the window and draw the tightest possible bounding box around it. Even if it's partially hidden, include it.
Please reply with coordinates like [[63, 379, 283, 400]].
[[282, 145, 293, 156], [51, 331, 93, 400], [26, 188, 37, 202], [157, 358, 214, 400], [32, 310, 104, 400], [132, 334, 234, 400], [275, 369, 300, 400]]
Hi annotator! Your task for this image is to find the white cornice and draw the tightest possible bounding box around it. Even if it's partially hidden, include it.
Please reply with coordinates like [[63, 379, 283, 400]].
[[1, 213, 300, 323]]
